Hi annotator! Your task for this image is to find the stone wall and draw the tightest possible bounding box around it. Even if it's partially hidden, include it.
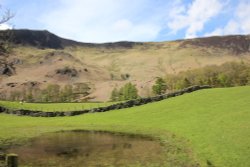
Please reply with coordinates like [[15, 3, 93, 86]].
[[0, 85, 211, 117]]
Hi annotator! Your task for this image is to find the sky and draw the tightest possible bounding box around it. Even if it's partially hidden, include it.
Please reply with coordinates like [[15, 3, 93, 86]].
[[0, 0, 250, 43]]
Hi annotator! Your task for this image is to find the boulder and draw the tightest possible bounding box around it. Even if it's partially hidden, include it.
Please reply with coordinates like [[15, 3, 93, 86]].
[[56, 67, 78, 77], [0, 64, 15, 76]]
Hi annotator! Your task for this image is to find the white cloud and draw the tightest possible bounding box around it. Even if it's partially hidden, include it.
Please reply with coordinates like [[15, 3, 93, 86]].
[[0, 23, 12, 30], [223, 20, 240, 34], [204, 20, 240, 37], [40, 0, 163, 42], [236, 1, 250, 34], [110, 19, 160, 41], [204, 1, 250, 37], [204, 28, 223, 37], [112, 19, 133, 32], [167, 0, 224, 38]]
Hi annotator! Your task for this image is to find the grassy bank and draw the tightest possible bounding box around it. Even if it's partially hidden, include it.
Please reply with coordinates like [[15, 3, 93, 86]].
[[0, 86, 250, 167], [0, 101, 116, 112]]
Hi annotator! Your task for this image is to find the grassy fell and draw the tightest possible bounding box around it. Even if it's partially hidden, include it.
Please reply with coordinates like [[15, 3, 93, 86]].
[[0, 86, 250, 167]]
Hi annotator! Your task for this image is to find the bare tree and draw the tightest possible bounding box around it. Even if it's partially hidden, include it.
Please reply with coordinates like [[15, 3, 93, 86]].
[[0, 8, 14, 25], [0, 4, 14, 26], [0, 5, 15, 77], [0, 5, 14, 54]]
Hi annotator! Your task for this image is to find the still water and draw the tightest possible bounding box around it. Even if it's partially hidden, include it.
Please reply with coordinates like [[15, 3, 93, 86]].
[[7, 131, 166, 167]]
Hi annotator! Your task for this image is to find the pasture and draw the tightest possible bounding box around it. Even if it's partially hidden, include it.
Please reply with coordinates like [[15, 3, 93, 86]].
[[0, 86, 250, 167]]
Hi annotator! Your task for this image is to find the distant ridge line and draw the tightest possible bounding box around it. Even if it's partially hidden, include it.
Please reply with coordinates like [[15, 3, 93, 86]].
[[1, 29, 250, 52], [0, 29, 143, 49]]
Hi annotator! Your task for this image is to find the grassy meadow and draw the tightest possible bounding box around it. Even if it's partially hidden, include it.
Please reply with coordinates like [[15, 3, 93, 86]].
[[0, 86, 250, 167]]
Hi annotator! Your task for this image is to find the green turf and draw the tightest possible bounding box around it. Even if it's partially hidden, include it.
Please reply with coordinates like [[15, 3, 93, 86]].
[[0, 86, 250, 167], [0, 101, 116, 112]]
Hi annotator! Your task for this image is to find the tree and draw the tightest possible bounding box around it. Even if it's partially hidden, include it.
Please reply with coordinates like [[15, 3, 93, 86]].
[[46, 84, 60, 102], [218, 74, 230, 87], [40, 89, 49, 102], [121, 82, 138, 100], [183, 78, 191, 88], [152, 77, 167, 95], [110, 83, 138, 101], [0, 7, 14, 24], [60, 85, 73, 102], [26, 90, 33, 102], [0, 5, 14, 54], [110, 87, 119, 101]]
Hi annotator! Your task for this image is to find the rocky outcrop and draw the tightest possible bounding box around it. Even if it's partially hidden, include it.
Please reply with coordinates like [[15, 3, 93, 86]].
[[0, 85, 211, 117], [56, 67, 78, 77], [6, 82, 17, 88], [0, 63, 15, 76]]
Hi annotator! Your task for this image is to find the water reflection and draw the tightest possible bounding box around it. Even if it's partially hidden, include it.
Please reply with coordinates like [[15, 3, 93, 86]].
[[7, 131, 166, 167]]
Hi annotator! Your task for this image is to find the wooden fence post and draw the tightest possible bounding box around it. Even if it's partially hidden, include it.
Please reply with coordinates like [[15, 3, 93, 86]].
[[6, 154, 18, 167], [0, 153, 6, 167]]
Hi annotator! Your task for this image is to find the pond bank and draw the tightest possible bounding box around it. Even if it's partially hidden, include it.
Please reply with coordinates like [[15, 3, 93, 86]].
[[4, 130, 168, 167]]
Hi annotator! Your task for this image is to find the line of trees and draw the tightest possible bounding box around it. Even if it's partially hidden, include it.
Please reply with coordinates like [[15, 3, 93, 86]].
[[109, 61, 250, 101], [165, 61, 250, 90], [7, 83, 91, 102]]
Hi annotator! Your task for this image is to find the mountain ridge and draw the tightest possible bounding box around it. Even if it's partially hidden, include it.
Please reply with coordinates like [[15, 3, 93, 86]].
[[1, 29, 250, 51], [0, 29, 144, 49]]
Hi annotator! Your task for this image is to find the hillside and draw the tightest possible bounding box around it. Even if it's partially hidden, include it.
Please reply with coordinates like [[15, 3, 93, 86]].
[[0, 29, 250, 101], [1, 86, 250, 167]]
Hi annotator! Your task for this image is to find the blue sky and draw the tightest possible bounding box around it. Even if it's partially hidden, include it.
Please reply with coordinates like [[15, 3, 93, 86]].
[[0, 0, 250, 43]]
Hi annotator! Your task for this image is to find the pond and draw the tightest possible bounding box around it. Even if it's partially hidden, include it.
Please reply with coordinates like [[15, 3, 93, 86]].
[[6, 131, 167, 167]]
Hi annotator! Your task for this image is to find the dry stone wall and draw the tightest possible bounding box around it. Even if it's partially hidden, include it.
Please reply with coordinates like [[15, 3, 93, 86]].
[[0, 85, 211, 117]]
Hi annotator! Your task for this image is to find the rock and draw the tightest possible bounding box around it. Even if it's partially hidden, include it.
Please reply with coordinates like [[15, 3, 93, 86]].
[[64, 111, 79, 116], [10, 58, 23, 65], [39, 112, 47, 117], [29, 112, 41, 117], [21, 81, 40, 88], [55, 112, 65, 117], [6, 83, 17, 87], [88, 109, 96, 113], [45, 112, 56, 117], [56, 67, 78, 77], [0, 64, 15, 76]]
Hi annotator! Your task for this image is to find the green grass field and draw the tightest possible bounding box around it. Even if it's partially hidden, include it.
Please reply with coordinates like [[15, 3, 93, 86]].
[[0, 101, 116, 112], [0, 86, 250, 167]]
